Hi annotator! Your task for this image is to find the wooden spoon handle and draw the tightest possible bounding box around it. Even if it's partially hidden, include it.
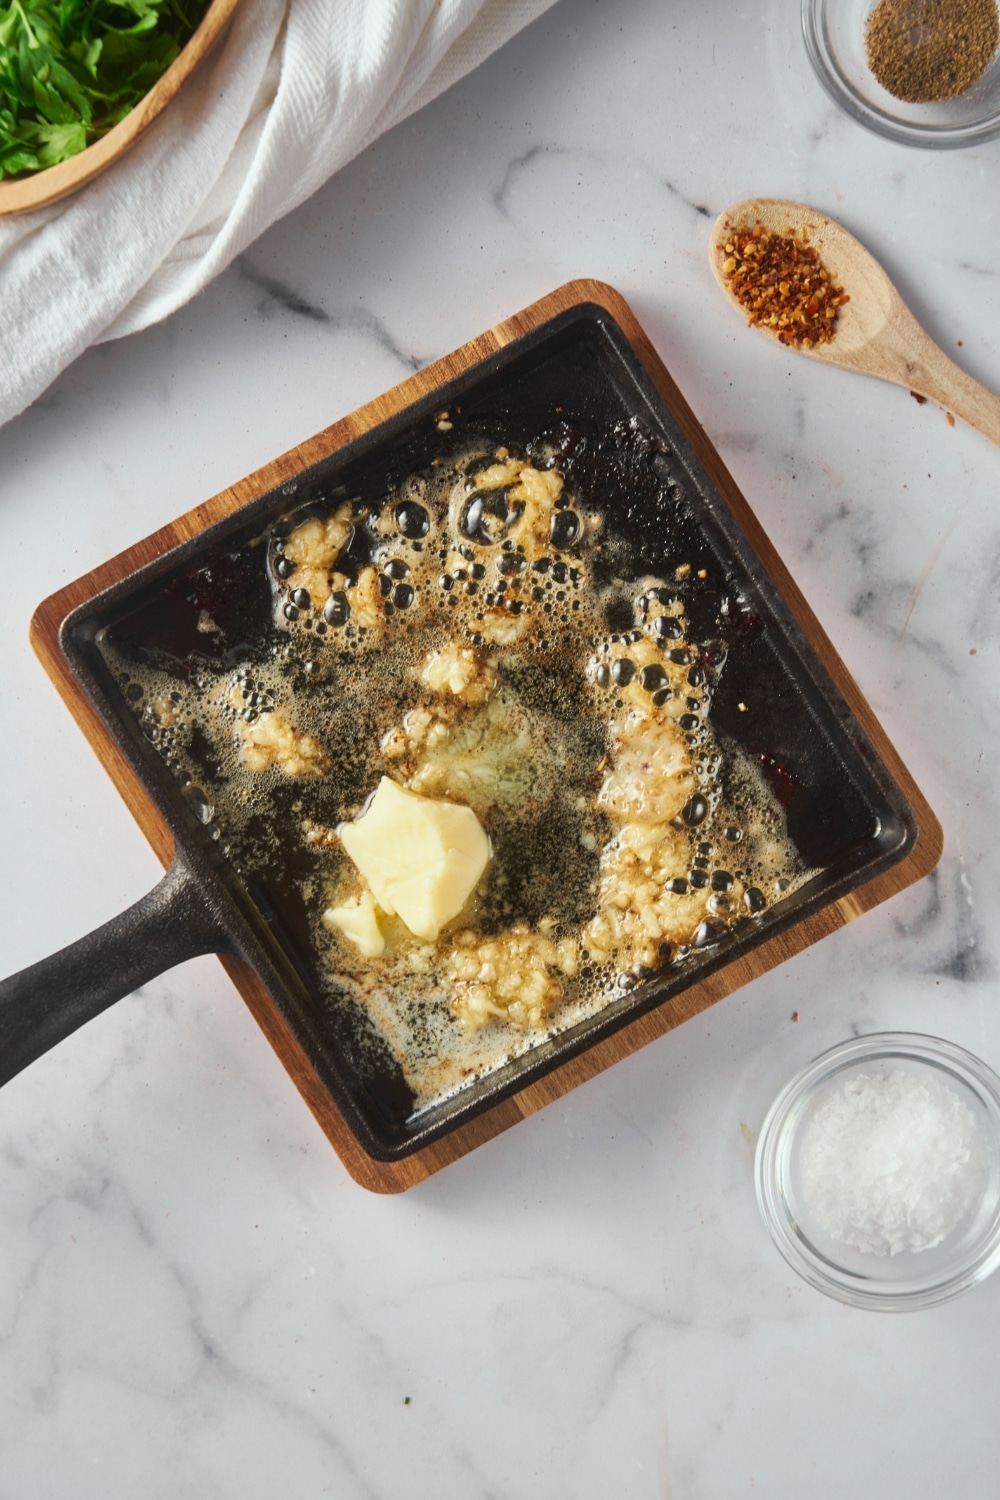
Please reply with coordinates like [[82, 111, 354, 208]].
[[871, 316, 1000, 449], [909, 348, 1000, 449]]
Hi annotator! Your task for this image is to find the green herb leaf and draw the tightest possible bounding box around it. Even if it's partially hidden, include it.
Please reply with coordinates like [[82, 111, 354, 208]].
[[0, 0, 209, 179], [34, 114, 85, 161]]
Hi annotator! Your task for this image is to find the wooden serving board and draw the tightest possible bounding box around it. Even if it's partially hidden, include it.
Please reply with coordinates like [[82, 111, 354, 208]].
[[30, 281, 943, 1192], [0, 0, 242, 216]]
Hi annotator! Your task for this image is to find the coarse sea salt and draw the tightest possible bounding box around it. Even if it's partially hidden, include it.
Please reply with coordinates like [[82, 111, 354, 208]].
[[799, 1068, 985, 1257]]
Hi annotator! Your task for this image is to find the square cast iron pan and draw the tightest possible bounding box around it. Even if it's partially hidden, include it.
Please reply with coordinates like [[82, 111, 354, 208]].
[[9, 282, 942, 1192]]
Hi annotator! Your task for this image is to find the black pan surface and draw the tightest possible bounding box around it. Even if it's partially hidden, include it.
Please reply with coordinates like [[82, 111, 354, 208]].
[[53, 303, 918, 1161]]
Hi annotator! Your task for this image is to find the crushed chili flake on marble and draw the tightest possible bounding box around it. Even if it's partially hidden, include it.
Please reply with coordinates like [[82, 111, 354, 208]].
[[720, 223, 850, 349]]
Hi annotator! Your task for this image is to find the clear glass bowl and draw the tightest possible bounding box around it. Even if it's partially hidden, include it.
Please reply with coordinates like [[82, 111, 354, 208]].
[[756, 1033, 1000, 1309], [802, 0, 1000, 148]]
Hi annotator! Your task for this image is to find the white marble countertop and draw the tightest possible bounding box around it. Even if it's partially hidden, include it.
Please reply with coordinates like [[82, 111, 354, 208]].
[[3, 0, 1000, 1494]]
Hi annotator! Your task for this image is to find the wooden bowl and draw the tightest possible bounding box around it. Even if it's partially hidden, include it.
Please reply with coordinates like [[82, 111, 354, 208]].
[[0, 0, 243, 216]]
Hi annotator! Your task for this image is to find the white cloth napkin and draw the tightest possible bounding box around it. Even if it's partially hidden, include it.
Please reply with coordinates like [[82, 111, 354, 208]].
[[0, 0, 556, 429]]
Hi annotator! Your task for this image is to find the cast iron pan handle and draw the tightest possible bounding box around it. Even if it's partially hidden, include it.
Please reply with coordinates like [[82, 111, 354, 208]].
[[0, 853, 234, 1089]]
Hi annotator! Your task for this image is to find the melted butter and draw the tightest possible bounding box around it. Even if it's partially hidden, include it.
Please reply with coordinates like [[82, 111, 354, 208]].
[[106, 441, 812, 1115]]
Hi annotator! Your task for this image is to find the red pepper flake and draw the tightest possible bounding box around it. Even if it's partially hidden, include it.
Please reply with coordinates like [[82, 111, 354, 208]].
[[718, 222, 849, 349], [946, 411, 955, 426], [910, 390, 927, 404]]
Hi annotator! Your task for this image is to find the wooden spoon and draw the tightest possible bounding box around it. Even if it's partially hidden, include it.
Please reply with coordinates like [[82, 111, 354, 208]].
[[709, 197, 1000, 449]]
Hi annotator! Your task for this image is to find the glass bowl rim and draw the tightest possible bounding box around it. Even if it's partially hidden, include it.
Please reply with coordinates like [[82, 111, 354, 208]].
[[801, 0, 1000, 149], [755, 1030, 1000, 1310]]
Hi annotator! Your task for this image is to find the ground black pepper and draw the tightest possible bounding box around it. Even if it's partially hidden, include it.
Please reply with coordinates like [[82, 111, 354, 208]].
[[865, 0, 1000, 103]]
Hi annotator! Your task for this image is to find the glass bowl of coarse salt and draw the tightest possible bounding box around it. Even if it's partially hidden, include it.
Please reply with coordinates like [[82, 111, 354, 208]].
[[755, 1033, 1000, 1309], [802, 0, 1000, 148]]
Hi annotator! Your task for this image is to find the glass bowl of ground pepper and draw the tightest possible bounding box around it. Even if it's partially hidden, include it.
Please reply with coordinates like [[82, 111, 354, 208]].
[[756, 1033, 1000, 1310], [803, 0, 1000, 147]]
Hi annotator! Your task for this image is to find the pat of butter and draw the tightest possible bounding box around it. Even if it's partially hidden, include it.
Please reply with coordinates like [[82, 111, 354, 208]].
[[322, 891, 385, 958], [339, 776, 490, 942]]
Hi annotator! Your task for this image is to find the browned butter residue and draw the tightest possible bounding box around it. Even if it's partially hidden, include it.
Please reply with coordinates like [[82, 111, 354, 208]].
[[109, 438, 811, 1114]]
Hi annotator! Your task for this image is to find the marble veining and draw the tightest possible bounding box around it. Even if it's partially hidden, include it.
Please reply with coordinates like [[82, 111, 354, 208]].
[[234, 255, 429, 372], [235, 257, 337, 325], [3, 0, 1000, 1495]]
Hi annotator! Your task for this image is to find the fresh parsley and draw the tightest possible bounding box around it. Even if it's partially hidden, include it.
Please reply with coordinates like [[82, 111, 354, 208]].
[[0, 0, 209, 178]]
